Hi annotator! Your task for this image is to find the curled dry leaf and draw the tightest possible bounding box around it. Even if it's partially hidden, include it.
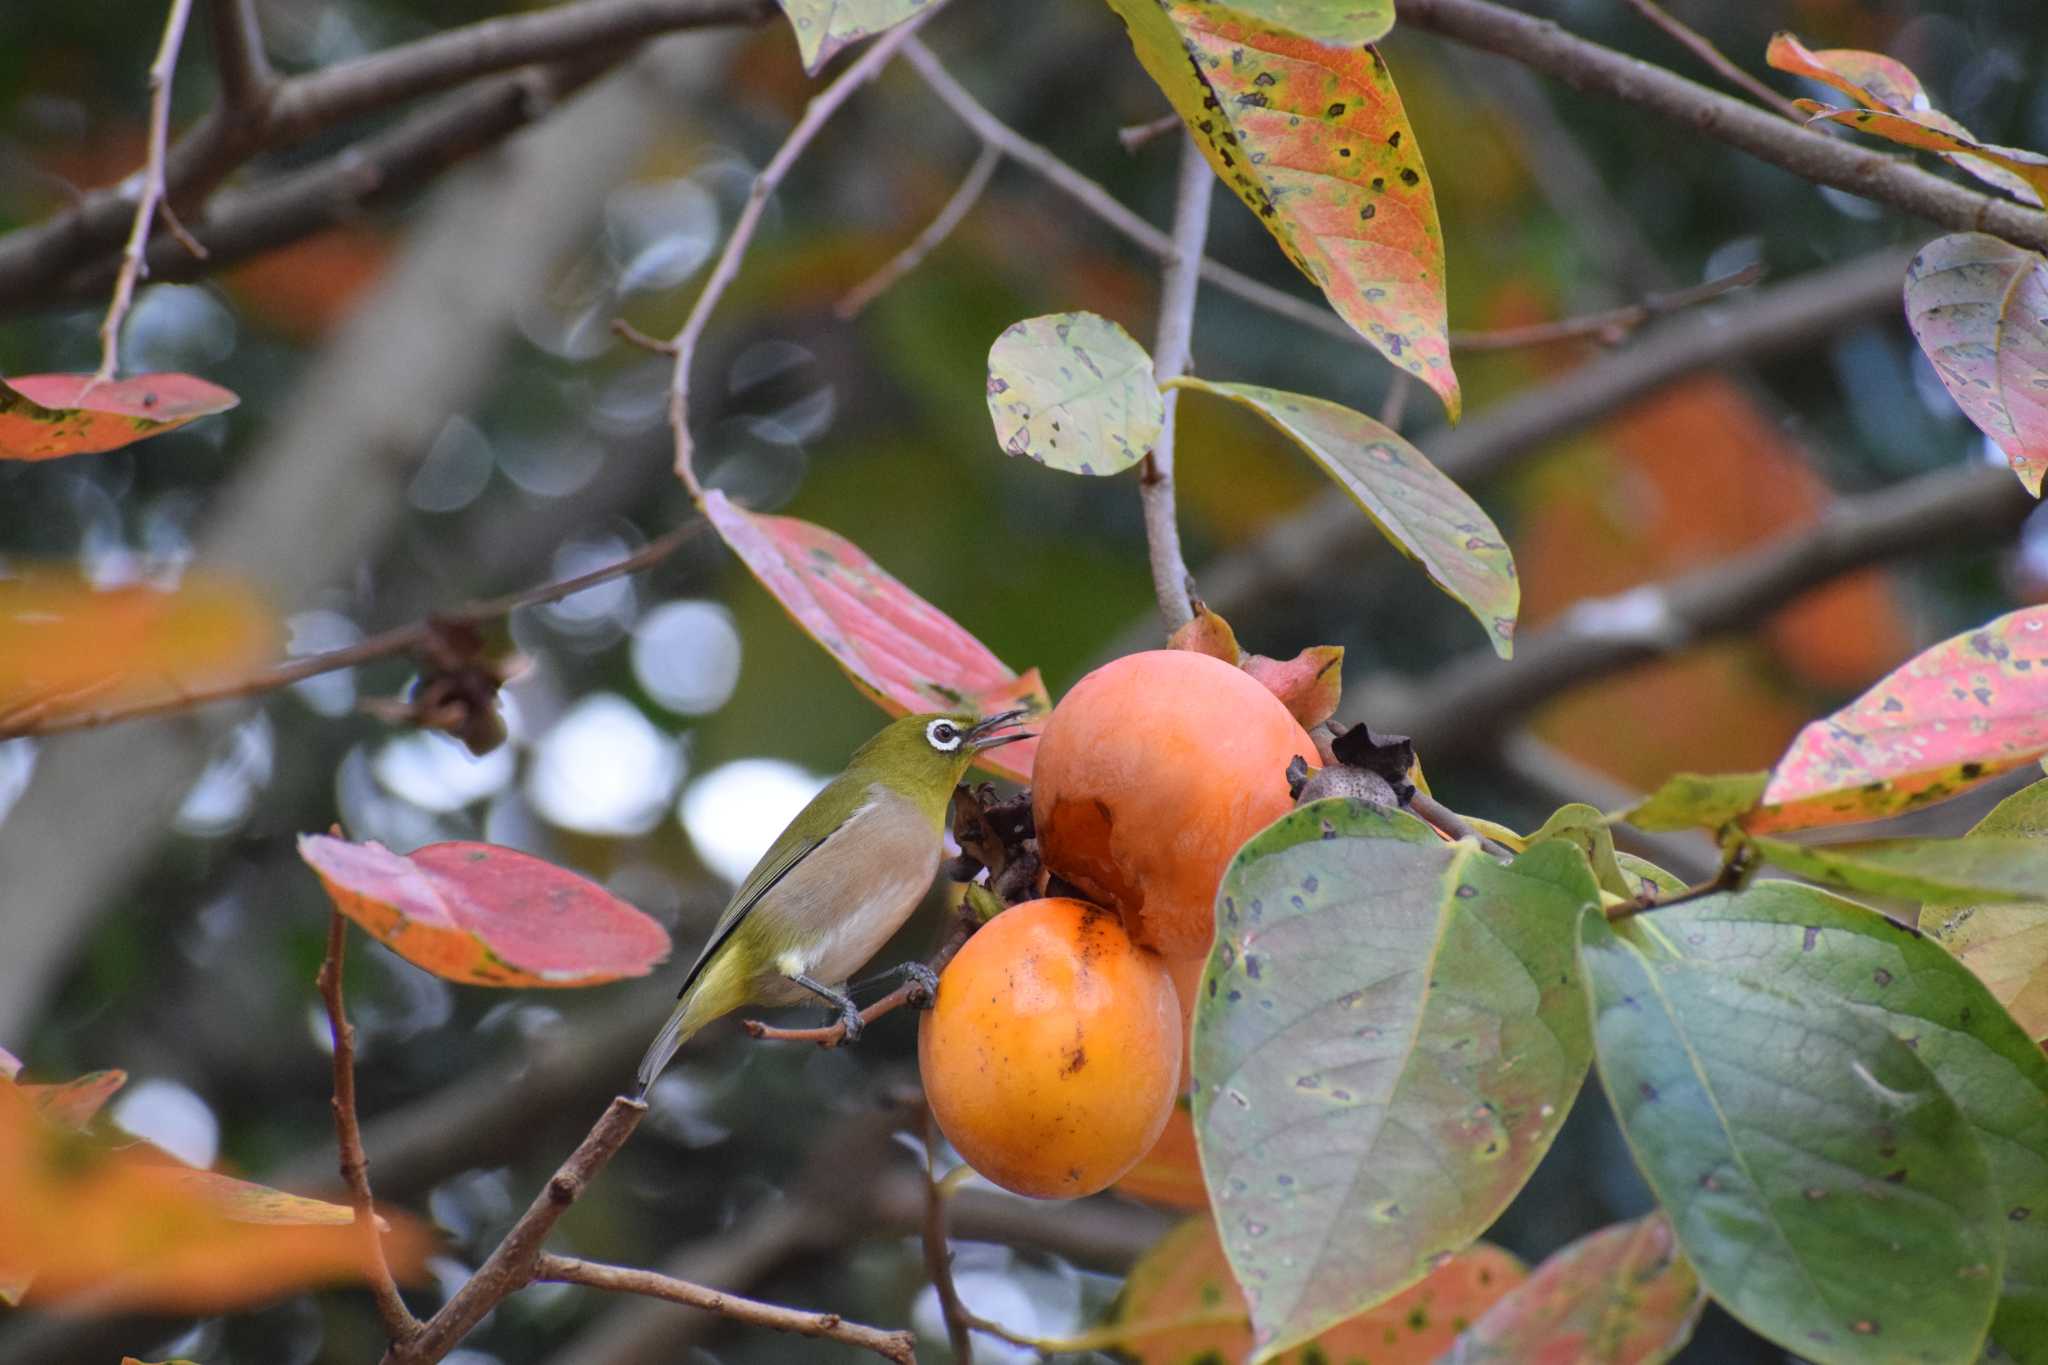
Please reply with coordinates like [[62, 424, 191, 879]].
[[703, 490, 1048, 782], [1904, 233, 2048, 495], [298, 835, 672, 987], [0, 373, 238, 460], [1165, 605, 1344, 727]]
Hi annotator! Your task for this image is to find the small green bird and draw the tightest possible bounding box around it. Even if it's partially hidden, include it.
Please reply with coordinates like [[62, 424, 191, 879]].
[[634, 708, 1030, 1095]]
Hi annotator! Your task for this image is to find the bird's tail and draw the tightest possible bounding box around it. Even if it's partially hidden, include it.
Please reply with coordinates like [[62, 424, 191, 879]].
[[632, 951, 749, 1098]]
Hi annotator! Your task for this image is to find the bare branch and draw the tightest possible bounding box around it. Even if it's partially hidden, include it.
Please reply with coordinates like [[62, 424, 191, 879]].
[[1619, 0, 1803, 121], [666, 9, 936, 493], [0, 521, 708, 741], [744, 913, 970, 1045], [207, 0, 275, 110], [1396, 0, 2048, 252], [919, 1112, 974, 1364], [1140, 135, 1211, 631], [536, 1254, 918, 1363], [95, 0, 201, 383], [836, 141, 1002, 319], [316, 913, 422, 1342], [1118, 112, 1181, 154], [1451, 262, 1763, 352]]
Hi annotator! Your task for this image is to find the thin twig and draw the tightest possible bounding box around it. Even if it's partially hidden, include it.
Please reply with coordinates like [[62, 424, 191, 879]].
[[919, 1111, 974, 1364], [317, 913, 423, 1341], [1408, 791, 1511, 860], [743, 914, 971, 1045], [1139, 133, 1211, 632], [1619, 0, 1803, 122], [96, 0, 200, 383], [1610, 846, 1753, 920], [1452, 262, 1763, 351], [1117, 112, 1181, 154], [535, 1254, 918, 1363], [836, 141, 1001, 319], [208, 0, 276, 111], [0, 520, 708, 740], [1377, 372, 1412, 430], [666, 9, 937, 494], [388, 1097, 648, 1364]]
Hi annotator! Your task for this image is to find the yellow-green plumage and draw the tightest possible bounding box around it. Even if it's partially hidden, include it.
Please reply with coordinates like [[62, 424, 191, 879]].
[[634, 708, 1027, 1094]]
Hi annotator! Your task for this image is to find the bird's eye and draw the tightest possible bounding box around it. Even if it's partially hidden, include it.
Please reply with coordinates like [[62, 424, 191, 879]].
[[926, 720, 962, 751]]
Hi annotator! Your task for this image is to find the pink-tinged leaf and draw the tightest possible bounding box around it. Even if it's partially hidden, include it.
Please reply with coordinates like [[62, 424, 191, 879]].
[[1167, 604, 1244, 663], [297, 835, 671, 988], [0, 373, 238, 460], [702, 489, 1049, 782], [22, 1069, 127, 1131], [774, 0, 932, 74], [1442, 1214, 1705, 1365], [1106, 1, 1457, 418], [1243, 645, 1344, 729], [1765, 32, 1930, 114], [1795, 102, 2048, 207], [1746, 604, 2048, 834], [1904, 233, 2048, 495]]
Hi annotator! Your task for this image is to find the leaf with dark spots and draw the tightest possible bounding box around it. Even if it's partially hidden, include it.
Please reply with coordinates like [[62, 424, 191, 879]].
[[985, 311, 1162, 477], [1579, 909, 2001, 1364], [298, 835, 671, 987], [1195, 801, 1595, 1357], [0, 373, 237, 460], [1615, 771, 1769, 834], [1903, 234, 2048, 495]]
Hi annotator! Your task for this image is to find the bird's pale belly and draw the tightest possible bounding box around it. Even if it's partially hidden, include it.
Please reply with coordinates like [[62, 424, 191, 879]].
[[760, 867, 933, 1001]]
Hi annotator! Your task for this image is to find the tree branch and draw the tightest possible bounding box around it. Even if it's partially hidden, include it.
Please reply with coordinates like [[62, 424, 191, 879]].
[[206, 0, 275, 112], [836, 140, 1002, 319], [1451, 261, 1761, 352], [666, 9, 935, 493], [535, 1254, 917, 1364], [1618, 0, 1802, 122], [1396, 0, 2048, 252], [919, 1112, 974, 1365], [1140, 134, 1211, 631], [316, 913, 422, 1342], [1362, 461, 2032, 763]]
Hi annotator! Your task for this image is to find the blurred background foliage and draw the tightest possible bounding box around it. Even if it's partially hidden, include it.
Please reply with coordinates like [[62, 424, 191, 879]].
[[3, 0, 2047, 1361]]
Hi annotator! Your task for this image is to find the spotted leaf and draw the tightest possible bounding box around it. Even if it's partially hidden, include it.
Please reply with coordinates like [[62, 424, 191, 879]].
[[1904, 234, 2048, 495], [1745, 604, 2048, 833], [985, 312, 1162, 476], [775, 0, 934, 74], [1650, 881, 2048, 1362], [1194, 801, 1595, 1358], [702, 490, 1048, 781], [1107, 1, 1457, 417], [1172, 379, 1516, 655], [1615, 771, 1769, 834], [1439, 1213, 1704, 1365], [1107, 1214, 1524, 1363], [298, 835, 671, 988], [1933, 777, 2048, 1043], [1797, 103, 2048, 209], [0, 373, 237, 460]]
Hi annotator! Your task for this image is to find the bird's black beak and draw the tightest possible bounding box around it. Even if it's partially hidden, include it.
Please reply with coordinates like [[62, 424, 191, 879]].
[[966, 707, 1034, 751]]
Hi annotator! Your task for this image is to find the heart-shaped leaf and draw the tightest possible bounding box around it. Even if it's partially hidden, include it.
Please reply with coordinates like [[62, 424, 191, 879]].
[[1615, 771, 1769, 834], [702, 490, 1048, 781], [1107, 1215, 1525, 1363], [1745, 604, 2048, 833], [0, 565, 278, 735], [1650, 881, 2048, 1362], [1107, 2, 1457, 417], [775, 0, 932, 74], [1194, 802, 1596, 1357], [1749, 833, 2048, 904], [0, 373, 238, 460], [298, 835, 671, 987], [985, 312, 1162, 476], [1932, 777, 2048, 1042], [1904, 233, 2048, 495], [1439, 1213, 1705, 1365], [1171, 379, 1516, 655], [1579, 910, 2002, 1364]]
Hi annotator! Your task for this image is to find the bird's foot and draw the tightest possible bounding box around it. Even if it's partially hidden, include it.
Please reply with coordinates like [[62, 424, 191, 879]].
[[900, 961, 940, 1009], [835, 997, 865, 1046]]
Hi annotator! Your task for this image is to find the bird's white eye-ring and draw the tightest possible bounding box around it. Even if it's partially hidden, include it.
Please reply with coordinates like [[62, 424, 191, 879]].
[[926, 719, 963, 751]]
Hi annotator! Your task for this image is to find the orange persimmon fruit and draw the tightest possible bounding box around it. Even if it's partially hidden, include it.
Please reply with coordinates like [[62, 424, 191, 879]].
[[919, 897, 1180, 1199]]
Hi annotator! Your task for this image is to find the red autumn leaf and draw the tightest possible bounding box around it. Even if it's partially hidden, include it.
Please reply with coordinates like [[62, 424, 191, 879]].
[[1106, 2, 1457, 418], [1746, 604, 2048, 834], [1764, 31, 1926, 112], [1105, 1215, 1526, 1363], [21, 1068, 127, 1131], [1242, 646, 1344, 730], [702, 489, 1048, 782], [1166, 605, 1243, 663], [0, 373, 238, 460], [1441, 1213, 1705, 1364], [0, 564, 279, 735], [1904, 233, 2048, 494], [298, 835, 672, 988]]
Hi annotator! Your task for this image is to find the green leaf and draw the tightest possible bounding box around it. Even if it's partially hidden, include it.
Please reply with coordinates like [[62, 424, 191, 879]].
[[1216, 0, 1394, 46], [1529, 803, 1632, 899], [1104, 1, 1457, 418], [1171, 379, 1517, 655], [1617, 771, 1770, 833], [1750, 834, 2048, 905], [1642, 881, 2048, 1362], [1578, 909, 2001, 1364], [1194, 801, 1596, 1358], [1615, 852, 1687, 899], [984, 312, 1163, 476], [774, 0, 933, 74]]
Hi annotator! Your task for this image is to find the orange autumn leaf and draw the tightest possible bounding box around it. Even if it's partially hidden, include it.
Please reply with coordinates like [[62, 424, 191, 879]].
[[21, 1068, 127, 1130], [0, 373, 238, 460]]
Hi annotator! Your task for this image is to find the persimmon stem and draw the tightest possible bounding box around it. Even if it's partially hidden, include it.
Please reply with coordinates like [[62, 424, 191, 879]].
[[317, 912, 422, 1341]]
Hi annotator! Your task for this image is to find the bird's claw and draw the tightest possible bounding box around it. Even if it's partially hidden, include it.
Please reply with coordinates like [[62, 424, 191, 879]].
[[834, 1000, 865, 1046], [903, 961, 940, 1009]]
